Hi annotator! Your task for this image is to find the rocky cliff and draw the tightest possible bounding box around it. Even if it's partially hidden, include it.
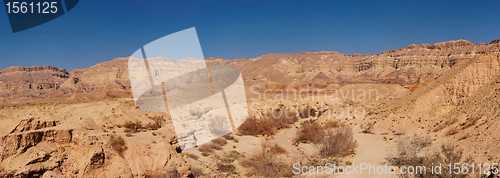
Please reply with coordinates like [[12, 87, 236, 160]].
[[1, 39, 499, 100]]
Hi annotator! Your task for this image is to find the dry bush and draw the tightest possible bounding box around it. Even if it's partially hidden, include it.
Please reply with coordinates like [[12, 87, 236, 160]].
[[294, 121, 323, 144], [222, 134, 234, 140], [238, 117, 275, 136], [122, 121, 143, 133], [240, 141, 290, 177], [319, 126, 356, 157], [144, 116, 165, 130], [122, 117, 164, 133], [267, 142, 287, 155], [109, 135, 127, 156], [239, 110, 298, 136], [387, 135, 473, 178], [212, 137, 228, 146], [391, 134, 432, 163], [198, 143, 222, 153], [228, 150, 241, 160]]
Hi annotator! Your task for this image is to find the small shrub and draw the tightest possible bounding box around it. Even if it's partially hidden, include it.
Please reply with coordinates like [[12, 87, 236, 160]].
[[319, 126, 356, 157], [122, 121, 143, 133], [123, 117, 164, 134], [144, 116, 165, 130], [294, 121, 323, 144], [212, 138, 228, 146], [198, 143, 222, 153], [240, 141, 290, 177], [239, 112, 298, 136], [201, 152, 210, 157], [228, 150, 241, 159], [222, 134, 234, 140], [268, 143, 287, 155], [109, 135, 127, 156], [387, 135, 473, 178], [238, 117, 275, 136]]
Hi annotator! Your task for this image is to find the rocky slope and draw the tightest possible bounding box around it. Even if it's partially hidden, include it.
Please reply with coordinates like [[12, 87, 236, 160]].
[[1, 39, 500, 100], [0, 38, 499, 177]]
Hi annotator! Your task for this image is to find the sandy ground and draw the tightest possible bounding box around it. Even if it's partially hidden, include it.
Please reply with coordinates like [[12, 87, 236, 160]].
[[335, 130, 397, 178]]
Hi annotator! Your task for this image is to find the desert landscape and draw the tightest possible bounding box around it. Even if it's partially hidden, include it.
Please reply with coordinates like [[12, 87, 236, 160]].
[[0, 39, 499, 177]]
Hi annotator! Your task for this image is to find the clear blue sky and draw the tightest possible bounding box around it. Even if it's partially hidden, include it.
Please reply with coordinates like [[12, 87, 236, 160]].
[[1, 0, 500, 70]]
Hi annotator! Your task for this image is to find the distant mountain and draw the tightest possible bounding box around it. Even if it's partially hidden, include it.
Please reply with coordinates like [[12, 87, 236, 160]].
[[1, 39, 499, 100]]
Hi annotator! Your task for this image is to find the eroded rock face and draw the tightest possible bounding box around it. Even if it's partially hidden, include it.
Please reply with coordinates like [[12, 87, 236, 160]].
[[10, 118, 60, 134], [0, 105, 192, 178], [1, 119, 72, 159], [0, 66, 68, 98], [0, 59, 131, 99], [1, 39, 500, 100]]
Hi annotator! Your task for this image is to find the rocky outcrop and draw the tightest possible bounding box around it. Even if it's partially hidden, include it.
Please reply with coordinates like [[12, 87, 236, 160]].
[[0, 59, 131, 99], [0, 66, 68, 98], [1, 127, 73, 159], [10, 118, 59, 134]]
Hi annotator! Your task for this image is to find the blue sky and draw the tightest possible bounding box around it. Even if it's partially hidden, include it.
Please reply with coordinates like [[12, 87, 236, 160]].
[[1, 0, 500, 70]]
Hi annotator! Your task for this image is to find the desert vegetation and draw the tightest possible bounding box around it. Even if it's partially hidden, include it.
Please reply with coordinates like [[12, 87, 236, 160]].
[[294, 120, 357, 157], [240, 141, 290, 177], [121, 116, 165, 134], [294, 120, 323, 144], [109, 134, 127, 156], [387, 134, 474, 178], [238, 109, 298, 136], [319, 125, 357, 157]]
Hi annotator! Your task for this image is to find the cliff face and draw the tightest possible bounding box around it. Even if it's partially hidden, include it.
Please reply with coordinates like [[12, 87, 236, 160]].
[[0, 39, 499, 100], [0, 66, 69, 98], [233, 39, 500, 91], [0, 58, 131, 99], [60, 58, 131, 99]]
